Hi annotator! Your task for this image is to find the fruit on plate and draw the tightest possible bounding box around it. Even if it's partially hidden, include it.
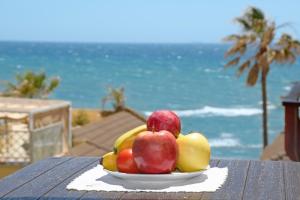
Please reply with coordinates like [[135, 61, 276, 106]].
[[102, 152, 118, 171], [113, 124, 147, 154], [117, 148, 139, 173], [177, 133, 184, 139], [147, 110, 181, 138], [176, 132, 210, 172], [132, 130, 178, 174]]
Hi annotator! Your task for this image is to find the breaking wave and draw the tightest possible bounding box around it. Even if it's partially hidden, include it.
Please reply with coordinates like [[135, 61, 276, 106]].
[[284, 86, 291, 91], [144, 105, 275, 118], [209, 137, 241, 147], [209, 132, 261, 148]]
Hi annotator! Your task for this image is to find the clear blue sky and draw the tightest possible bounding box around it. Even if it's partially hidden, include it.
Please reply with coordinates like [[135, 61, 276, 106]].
[[0, 0, 299, 43]]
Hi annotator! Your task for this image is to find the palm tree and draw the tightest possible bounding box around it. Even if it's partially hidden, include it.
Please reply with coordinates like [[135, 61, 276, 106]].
[[224, 7, 300, 148], [1, 71, 60, 99], [102, 87, 126, 112]]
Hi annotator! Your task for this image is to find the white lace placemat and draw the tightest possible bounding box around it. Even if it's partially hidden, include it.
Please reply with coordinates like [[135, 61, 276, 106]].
[[67, 165, 228, 192]]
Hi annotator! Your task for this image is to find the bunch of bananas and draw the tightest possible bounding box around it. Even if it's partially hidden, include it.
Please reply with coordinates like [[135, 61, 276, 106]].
[[101, 124, 146, 171]]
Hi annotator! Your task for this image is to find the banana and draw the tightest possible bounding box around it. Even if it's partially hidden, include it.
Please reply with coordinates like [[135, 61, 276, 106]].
[[102, 152, 118, 171], [113, 124, 147, 154]]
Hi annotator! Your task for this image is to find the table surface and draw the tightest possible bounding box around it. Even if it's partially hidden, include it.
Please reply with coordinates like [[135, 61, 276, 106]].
[[0, 156, 299, 200]]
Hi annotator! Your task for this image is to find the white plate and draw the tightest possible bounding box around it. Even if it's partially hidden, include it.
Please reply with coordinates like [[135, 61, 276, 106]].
[[104, 166, 209, 183]]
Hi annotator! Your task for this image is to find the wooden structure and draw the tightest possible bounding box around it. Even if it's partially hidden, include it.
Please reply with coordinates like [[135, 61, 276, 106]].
[[282, 99, 300, 161], [71, 110, 146, 156], [0, 97, 71, 167], [261, 82, 300, 161], [0, 156, 299, 199], [281, 82, 300, 161]]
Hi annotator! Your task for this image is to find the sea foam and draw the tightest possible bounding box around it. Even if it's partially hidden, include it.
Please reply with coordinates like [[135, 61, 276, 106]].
[[209, 137, 240, 147], [209, 133, 261, 148], [144, 105, 275, 118]]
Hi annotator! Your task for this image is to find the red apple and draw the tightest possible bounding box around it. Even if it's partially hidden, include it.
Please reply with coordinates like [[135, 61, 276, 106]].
[[132, 130, 178, 174], [147, 110, 181, 137]]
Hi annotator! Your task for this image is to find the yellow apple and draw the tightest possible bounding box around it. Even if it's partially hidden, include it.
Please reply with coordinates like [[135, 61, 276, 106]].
[[176, 132, 210, 172]]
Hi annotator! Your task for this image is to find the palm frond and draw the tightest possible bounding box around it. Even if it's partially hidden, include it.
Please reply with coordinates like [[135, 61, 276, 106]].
[[248, 34, 257, 44], [248, 7, 265, 21], [235, 18, 252, 31], [247, 63, 260, 86], [237, 60, 251, 76], [261, 25, 275, 47], [225, 6, 300, 89], [293, 40, 300, 54], [223, 34, 240, 42], [225, 57, 240, 67], [272, 49, 285, 63], [235, 7, 266, 34], [239, 44, 247, 54], [278, 49, 296, 64], [225, 41, 246, 57]]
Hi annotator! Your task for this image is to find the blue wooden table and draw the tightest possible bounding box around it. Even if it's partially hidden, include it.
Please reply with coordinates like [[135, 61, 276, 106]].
[[0, 156, 299, 200]]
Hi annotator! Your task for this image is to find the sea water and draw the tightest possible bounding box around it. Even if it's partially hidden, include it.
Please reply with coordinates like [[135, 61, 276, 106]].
[[1, 41, 300, 159]]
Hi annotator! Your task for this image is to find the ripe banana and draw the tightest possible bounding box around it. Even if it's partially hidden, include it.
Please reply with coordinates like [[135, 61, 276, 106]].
[[102, 152, 117, 171], [113, 124, 147, 154]]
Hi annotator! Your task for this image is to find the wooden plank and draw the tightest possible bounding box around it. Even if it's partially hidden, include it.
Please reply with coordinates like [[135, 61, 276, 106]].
[[195, 159, 220, 200], [71, 114, 144, 156], [80, 191, 125, 200], [41, 158, 99, 200], [89, 114, 142, 139], [73, 114, 141, 147], [209, 159, 220, 168], [3, 157, 292, 200], [0, 156, 72, 198], [194, 159, 220, 200], [120, 192, 201, 200], [3, 157, 97, 199], [72, 114, 129, 144], [80, 147, 108, 157], [73, 112, 131, 140], [242, 160, 285, 200], [91, 119, 144, 149], [70, 142, 100, 156], [201, 159, 250, 200], [283, 161, 300, 200], [73, 111, 129, 136], [87, 117, 143, 146]]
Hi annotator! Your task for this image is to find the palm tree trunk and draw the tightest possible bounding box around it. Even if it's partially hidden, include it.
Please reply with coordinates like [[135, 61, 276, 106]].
[[261, 73, 268, 148]]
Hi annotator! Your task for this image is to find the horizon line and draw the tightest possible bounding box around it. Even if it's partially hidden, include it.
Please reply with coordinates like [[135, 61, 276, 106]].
[[0, 39, 227, 45]]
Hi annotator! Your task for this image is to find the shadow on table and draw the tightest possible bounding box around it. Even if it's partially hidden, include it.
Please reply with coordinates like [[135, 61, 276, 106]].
[[97, 173, 208, 190]]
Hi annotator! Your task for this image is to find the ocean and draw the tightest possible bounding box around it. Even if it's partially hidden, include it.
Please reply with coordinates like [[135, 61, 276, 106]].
[[1, 41, 299, 159]]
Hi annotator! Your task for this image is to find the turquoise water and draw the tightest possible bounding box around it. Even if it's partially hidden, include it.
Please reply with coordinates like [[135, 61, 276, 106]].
[[1, 41, 300, 159]]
